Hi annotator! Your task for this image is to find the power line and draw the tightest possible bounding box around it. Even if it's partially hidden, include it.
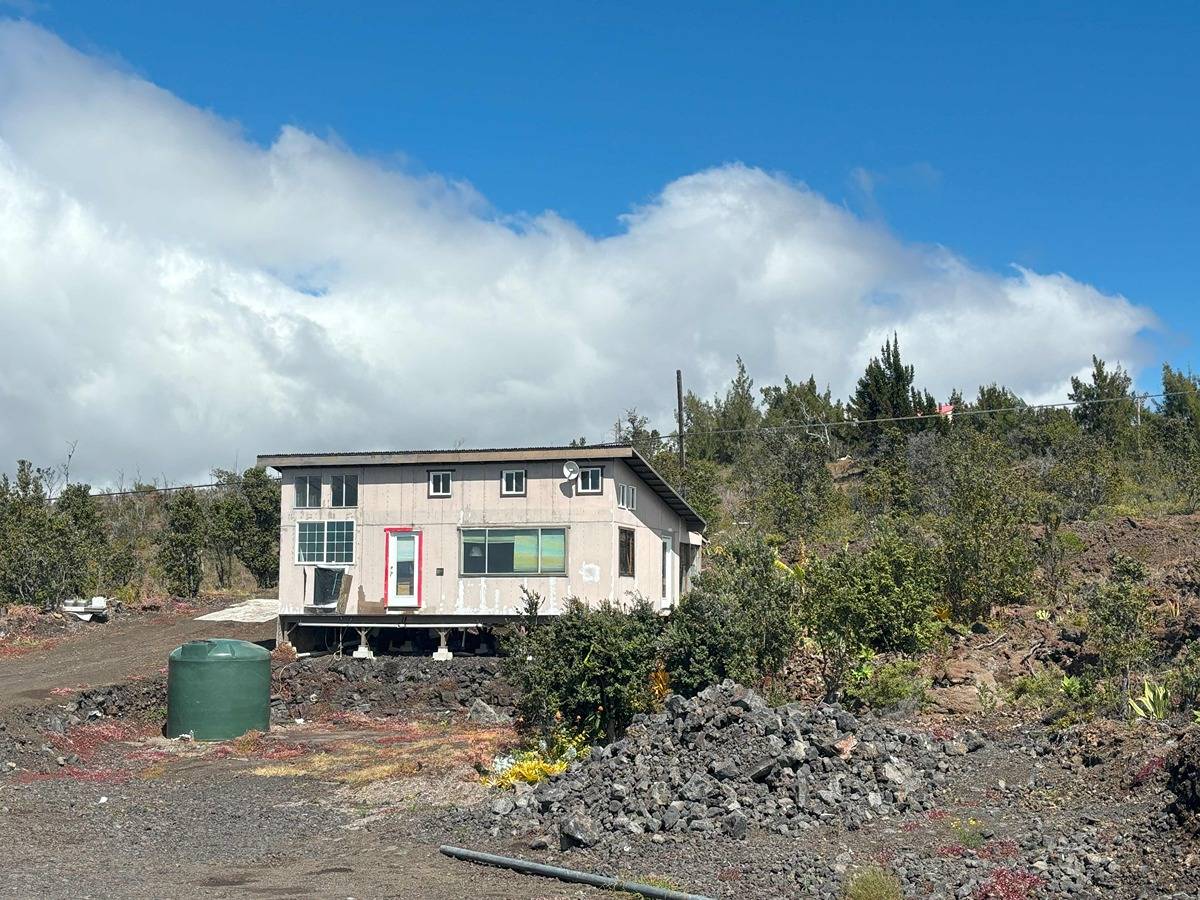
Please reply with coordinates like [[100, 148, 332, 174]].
[[64, 387, 1200, 496], [647, 387, 1200, 444], [88, 477, 279, 500]]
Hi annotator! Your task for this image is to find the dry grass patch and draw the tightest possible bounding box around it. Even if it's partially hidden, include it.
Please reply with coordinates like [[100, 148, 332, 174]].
[[248, 718, 516, 785]]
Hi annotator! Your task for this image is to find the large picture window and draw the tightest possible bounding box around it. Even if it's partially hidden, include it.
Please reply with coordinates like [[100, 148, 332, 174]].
[[461, 527, 566, 575], [297, 520, 355, 565]]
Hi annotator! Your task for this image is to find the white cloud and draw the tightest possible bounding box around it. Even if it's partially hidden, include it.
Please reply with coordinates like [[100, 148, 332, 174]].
[[0, 22, 1158, 484]]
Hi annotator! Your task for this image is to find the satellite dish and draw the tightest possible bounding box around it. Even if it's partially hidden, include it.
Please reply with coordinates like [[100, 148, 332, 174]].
[[563, 460, 581, 481]]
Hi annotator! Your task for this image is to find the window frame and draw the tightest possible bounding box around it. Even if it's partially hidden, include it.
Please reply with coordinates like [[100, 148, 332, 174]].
[[458, 526, 568, 576], [617, 483, 637, 511], [660, 534, 672, 601], [618, 527, 636, 577], [294, 475, 321, 509], [330, 473, 358, 508], [295, 519, 356, 566], [500, 468, 527, 497], [577, 466, 603, 495], [428, 469, 453, 498]]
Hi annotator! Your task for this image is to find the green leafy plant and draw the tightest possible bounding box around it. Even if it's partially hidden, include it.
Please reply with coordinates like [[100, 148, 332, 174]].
[[1129, 679, 1170, 721], [1059, 675, 1088, 703]]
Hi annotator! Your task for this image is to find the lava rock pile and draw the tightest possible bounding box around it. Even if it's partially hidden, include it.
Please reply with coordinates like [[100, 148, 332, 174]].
[[493, 680, 984, 848]]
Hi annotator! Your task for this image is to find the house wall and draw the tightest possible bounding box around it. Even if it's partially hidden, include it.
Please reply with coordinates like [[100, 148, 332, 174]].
[[275, 457, 697, 619]]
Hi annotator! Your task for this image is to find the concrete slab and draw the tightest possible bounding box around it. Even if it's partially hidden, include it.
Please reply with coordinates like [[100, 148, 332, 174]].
[[195, 598, 280, 623]]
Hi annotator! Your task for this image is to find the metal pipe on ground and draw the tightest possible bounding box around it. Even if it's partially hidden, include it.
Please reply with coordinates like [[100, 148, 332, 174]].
[[438, 845, 714, 900]]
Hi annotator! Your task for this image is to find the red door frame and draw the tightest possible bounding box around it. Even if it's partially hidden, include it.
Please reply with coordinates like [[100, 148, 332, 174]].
[[383, 527, 423, 608]]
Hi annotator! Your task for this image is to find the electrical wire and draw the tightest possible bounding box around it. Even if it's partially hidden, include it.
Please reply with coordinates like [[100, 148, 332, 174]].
[[78, 386, 1200, 496]]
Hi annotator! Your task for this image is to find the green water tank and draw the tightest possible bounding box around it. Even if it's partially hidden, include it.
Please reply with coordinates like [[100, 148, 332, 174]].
[[166, 638, 271, 740]]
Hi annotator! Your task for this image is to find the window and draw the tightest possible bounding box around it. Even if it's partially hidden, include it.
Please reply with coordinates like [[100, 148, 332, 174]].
[[295, 475, 321, 508], [617, 483, 637, 510], [297, 521, 355, 565], [460, 527, 567, 575], [578, 466, 602, 494], [429, 470, 452, 497], [331, 474, 358, 508], [618, 527, 635, 577], [501, 469, 526, 496]]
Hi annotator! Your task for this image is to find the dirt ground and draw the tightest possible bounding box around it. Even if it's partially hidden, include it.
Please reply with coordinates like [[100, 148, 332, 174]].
[[0, 604, 599, 900], [0, 598, 272, 713], [6, 513, 1200, 900]]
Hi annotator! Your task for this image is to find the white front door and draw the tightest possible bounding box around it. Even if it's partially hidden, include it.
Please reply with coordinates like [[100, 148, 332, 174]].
[[387, 530, 420, 608], [659, 533, 674, 609]]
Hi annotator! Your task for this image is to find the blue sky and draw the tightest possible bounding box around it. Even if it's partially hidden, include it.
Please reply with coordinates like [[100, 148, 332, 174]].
[[0, 4, 1195, 478], [33, 0, 1198, 376]]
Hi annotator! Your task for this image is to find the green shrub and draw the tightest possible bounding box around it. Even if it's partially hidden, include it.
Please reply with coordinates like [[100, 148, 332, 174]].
[[1008, 669, 1062, 708], [504, 591, 664, 743], [846, 659, 929, 711], [924, 430, 1035, 622], [802, 528, 940, 699], [662, 531, 801, 697], [1085, 554, 1153, 694], [842, 866, 903, 900]]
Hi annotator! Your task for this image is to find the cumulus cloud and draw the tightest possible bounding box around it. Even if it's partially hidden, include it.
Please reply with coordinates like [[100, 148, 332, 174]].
[[0, 22, 1157, 484]]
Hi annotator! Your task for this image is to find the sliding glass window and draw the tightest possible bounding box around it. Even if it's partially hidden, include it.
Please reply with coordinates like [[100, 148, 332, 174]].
[[460, 527, 567, 575]]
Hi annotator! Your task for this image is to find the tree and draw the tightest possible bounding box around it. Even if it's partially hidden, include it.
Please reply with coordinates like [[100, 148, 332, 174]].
[[0, 463, 126, 608], [849, 333, 936, 445], [157, 488, 206, 597], [0, 461, 62, 607], [712, 357, 761, 463], [207, 471, 251, 589], [760, 375, 845, 450], [235, 467, 281, 589], [1068, 356, 1135, 449], [734, 428, 837, 551], [1160, 365, 1200, 441], [612, 408, 663, 458]]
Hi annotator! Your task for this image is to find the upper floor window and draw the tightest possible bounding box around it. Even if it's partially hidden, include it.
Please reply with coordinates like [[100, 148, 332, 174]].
[[331, 474, 358, 508], [617, 483, 637, 511], [501, 469, 526, 496], [297, 520, 355, 564], [295, 475, 321, 508], [618, 527, 635, 577], [578, 466, 602, 494], [429, 470, 453, 497]]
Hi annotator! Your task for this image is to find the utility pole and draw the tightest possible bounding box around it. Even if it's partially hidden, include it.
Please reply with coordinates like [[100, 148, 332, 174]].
[[675, 369, 686, 497]]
